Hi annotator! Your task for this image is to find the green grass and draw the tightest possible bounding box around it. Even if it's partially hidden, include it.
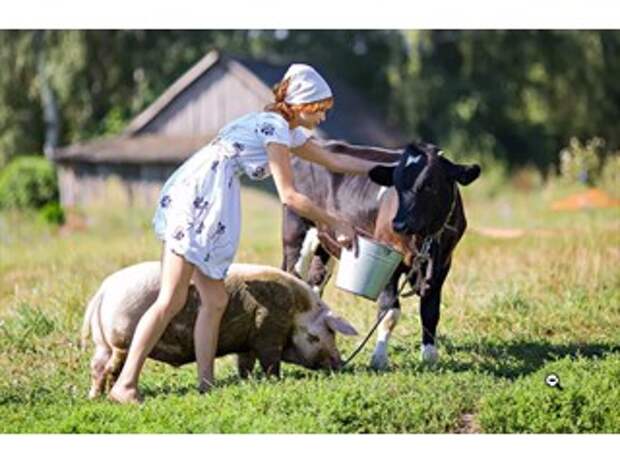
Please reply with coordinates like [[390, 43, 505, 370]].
[[0, 181, 618, 433]]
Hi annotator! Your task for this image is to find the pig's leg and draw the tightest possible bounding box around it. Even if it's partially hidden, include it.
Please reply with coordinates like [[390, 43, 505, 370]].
[[237, 351, 257, 378], [88, 345, 111, 399], [258, 350, 281, 378], [104, 349, 127, 394]]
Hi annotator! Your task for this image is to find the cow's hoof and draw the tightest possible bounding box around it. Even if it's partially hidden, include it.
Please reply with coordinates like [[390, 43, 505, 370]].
[[370, 352, 390, 371], [420, 344, 439, 364]]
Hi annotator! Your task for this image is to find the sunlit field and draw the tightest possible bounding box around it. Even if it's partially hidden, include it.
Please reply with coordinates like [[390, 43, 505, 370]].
[[1, 176, 618, 433]]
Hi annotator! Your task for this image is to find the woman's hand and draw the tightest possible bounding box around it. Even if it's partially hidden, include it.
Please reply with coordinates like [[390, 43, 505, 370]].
[[332, 220, 359, 257]]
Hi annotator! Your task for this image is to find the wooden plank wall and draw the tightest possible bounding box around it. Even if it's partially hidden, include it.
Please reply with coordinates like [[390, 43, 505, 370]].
[[57, 162, 177, 207], [140, 65, 270, 136]]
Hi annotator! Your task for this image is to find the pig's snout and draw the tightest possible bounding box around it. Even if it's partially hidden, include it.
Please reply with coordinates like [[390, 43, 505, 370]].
[[331, 356, 343, 370], [325, 353, 343, 371]]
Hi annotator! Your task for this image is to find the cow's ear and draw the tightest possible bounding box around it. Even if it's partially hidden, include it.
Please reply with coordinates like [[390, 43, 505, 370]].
[[441, 158, 481, 186], [369, 165, 395, 186]]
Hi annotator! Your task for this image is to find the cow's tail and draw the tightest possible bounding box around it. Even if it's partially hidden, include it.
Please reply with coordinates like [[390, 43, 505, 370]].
[[80, 287, 104, 350]]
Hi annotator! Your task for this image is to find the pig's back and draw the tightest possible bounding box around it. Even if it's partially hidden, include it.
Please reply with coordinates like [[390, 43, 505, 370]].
[[151, 285, 256, 366], [102, 262, 162, 347]]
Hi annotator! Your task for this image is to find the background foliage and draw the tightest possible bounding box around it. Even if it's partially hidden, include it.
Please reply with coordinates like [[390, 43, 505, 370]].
[[0, 156, 59, 209], [0, 30, 618, 170], [0, 30, 618, 433]]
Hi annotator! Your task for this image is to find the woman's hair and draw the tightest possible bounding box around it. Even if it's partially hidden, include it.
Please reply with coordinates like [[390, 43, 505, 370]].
[[264, 78, 334, 121]]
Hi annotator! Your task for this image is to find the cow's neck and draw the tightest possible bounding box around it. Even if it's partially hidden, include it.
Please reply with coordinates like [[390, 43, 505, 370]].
[[373, 189, 415, 267]]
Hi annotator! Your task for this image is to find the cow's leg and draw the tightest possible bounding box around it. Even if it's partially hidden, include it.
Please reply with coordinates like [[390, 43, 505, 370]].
[[88, 345, 112, 399], [282, 207, 312, 277], [237, 351, 257, 379], [307, 245, 335, 296], [418, 262, 451, 364], [370, 273, 401, 371], [419, 287, 441, 363]]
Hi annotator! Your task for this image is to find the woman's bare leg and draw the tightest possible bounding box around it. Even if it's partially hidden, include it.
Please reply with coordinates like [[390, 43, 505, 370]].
[[109, 247, 194, 404], [192, 271, 229, 392]]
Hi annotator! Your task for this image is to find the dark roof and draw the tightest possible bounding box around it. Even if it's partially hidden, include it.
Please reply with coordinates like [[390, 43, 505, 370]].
[[54, 51, 406, 165], [51, 134, 213, 164]]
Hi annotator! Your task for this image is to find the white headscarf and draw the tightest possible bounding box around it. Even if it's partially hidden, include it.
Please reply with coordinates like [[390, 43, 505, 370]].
[[282, 64, 333, 105]]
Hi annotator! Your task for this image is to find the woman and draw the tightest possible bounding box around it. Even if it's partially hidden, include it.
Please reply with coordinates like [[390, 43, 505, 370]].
[[109, 63, 388, 403]]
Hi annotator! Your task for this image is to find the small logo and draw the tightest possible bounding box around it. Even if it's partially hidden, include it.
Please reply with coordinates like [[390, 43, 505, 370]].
[[545, 373, 563, 390]]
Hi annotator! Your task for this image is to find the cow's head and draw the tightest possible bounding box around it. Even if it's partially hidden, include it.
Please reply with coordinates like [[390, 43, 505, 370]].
[[369, 141, 480, 236]]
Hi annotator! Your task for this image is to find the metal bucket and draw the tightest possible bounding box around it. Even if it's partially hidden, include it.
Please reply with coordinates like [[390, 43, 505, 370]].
[[335, 236, 404, 301]]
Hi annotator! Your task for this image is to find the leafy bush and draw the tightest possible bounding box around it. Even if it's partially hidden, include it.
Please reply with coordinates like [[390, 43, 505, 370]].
[[0, 156, 59, 209], [558, 137, 620, 192], [38, 201, 65, 225], [599, 154, 620, 197]]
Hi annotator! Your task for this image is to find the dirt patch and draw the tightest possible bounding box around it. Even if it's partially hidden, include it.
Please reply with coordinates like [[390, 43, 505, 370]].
[[59, 211, 89, 236], [471, 227, 557, 239], [471, 224, 620, 239], [551, 188, 620, 211]]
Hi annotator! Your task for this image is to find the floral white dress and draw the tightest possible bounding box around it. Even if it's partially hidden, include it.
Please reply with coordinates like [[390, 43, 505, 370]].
[[153, 111, 311, 279]]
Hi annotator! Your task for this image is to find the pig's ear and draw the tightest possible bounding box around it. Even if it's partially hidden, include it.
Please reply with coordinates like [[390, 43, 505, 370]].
[[326, 314, 358, 336]]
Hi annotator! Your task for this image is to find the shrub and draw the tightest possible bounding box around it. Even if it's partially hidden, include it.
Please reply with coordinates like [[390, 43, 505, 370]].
[[38, 201, 66, 225], [557, 137, 620, 190], [599, 153, 620, 197], [0, 156, 59, 209]]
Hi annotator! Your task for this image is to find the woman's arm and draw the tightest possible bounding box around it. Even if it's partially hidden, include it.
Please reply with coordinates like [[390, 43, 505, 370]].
[[291, 139, 393, 175], [267, 143, 338, 227], [267, 143, 357, 249]]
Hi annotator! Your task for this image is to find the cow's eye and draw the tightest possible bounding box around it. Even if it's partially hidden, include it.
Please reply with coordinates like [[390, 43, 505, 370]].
[[307, 333, 320, 344]]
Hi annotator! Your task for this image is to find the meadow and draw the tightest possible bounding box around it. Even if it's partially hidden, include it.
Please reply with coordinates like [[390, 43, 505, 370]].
[[0, 173, 618, 433]]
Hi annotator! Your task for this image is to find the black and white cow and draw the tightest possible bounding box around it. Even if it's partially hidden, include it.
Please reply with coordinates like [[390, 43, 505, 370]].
[[282, 140, 480, 369]]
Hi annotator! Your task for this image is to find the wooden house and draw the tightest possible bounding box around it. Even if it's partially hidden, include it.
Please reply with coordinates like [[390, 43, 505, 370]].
[[51, 50, 406, 206]]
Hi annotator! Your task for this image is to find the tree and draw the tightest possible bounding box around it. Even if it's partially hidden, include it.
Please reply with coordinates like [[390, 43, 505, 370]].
[[394, 30, 620, 168]]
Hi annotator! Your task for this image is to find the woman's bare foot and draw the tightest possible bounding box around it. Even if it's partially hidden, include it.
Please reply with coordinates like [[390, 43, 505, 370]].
[[108, 386, 143, 405]]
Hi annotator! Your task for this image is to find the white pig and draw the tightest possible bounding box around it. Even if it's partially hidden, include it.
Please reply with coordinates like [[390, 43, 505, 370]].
[[81, 262, 358, 399]]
